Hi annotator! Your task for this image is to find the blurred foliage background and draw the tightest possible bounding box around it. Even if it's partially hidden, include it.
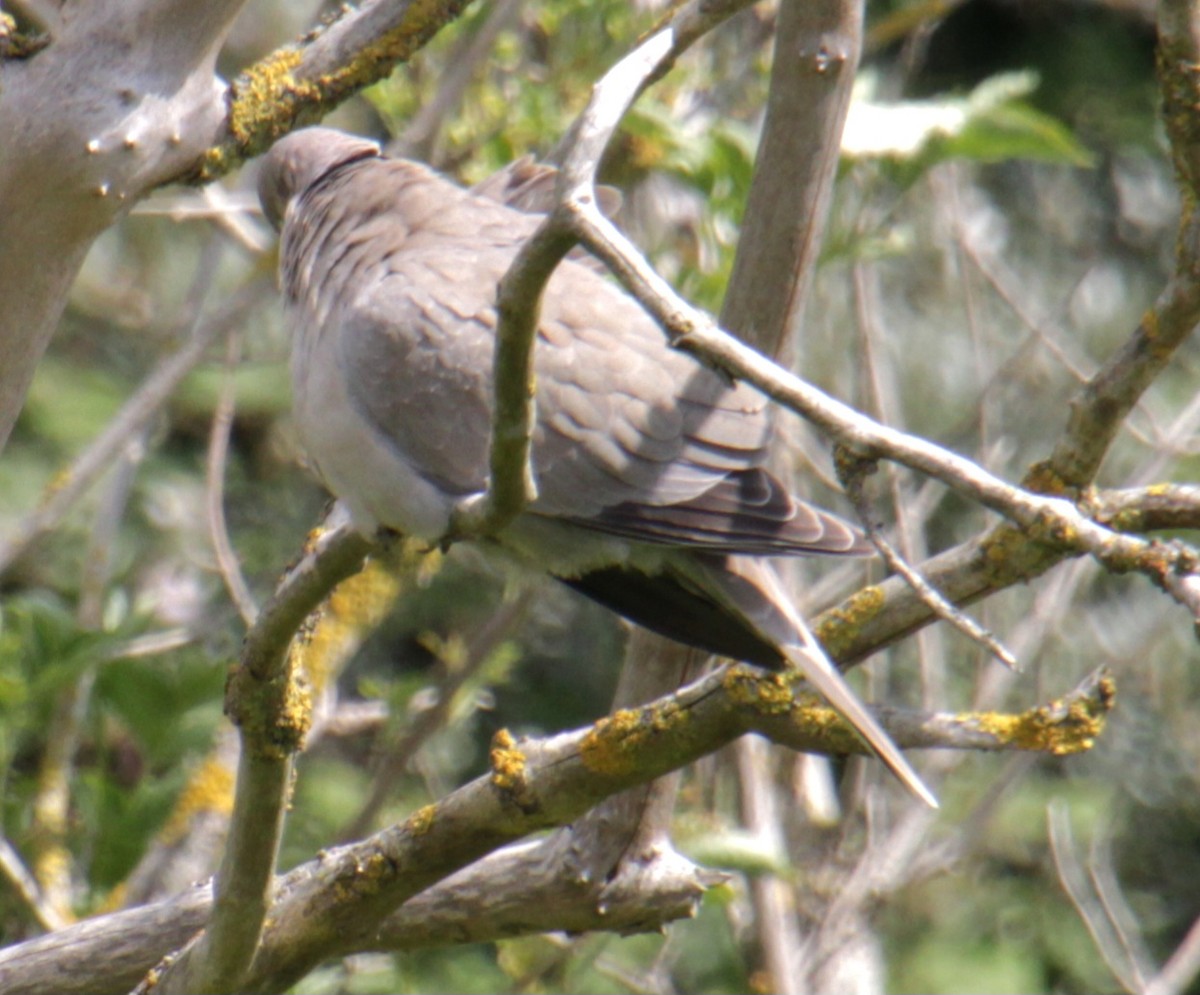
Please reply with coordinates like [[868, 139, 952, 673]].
[[1, 0, 1196, 992]]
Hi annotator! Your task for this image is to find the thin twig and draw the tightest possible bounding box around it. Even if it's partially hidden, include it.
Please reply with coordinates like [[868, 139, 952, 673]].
[[1088, 828, 1157, 990], [1047, 799, 1145, 993], [205, 327, 259, 626], [100, 628, 195, 661], [1145, 915, 1200, 995], [852, 258, 948, 708], [0, 836, 69, 934], [736, 737, 804, 994], [842, 459, 1020, 670]]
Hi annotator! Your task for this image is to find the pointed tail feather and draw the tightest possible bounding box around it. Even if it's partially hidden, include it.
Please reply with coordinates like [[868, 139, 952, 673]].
[[780, 639, 938, 809], [695, 555, 939, 808]]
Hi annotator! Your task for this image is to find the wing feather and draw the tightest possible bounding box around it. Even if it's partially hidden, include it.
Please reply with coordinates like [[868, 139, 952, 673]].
[[307, 155, 859, 558]]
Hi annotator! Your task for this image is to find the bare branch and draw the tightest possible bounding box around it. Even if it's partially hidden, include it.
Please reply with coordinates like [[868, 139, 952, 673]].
[[841, 455, 1020, 670], [0, 661, 1111, 995], [0, 0, 252, 451], [182, 0, 480, 185], [449, 0, 755, 538], [205, 327, 259, 626], [1145, 915, 1200, 995], [551, 197, 1200, 619], [149, 511, 373, 993], [1031, 0, 1200, 491], [720, 0, 862, 356], [0, 835, 68, 934], [1049, 800, 1150, 993], [736, 737, 807, 993]]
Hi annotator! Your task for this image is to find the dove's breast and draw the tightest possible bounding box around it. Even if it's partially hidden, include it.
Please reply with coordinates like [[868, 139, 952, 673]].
[[288, 299, 457, 539]]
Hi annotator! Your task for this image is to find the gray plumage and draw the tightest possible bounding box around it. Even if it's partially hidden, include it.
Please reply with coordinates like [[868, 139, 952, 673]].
[[259, 126, 935, 807]]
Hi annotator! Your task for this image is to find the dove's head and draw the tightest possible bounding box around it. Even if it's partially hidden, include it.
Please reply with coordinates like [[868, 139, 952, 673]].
[[258, 127, 381, 230]]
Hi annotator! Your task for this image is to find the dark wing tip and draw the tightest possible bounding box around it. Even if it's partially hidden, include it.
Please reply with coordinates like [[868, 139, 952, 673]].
[[583, 468, 875, 557]]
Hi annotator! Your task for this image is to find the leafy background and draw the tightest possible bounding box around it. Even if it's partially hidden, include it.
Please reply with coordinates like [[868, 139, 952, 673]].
[[1, 0, 1194, 992]]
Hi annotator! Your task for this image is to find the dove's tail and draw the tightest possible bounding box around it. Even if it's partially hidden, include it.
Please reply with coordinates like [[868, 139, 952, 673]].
[[693, 555, 939, 809]]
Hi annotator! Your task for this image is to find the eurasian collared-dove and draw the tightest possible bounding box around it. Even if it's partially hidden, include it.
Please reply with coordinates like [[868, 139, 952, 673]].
[[258, 126, 935, 808]]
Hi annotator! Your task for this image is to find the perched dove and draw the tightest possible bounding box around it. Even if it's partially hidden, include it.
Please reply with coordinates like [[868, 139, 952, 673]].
[[259, 127, 935, 808]]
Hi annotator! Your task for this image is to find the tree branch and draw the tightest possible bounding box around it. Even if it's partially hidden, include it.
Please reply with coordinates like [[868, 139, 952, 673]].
[[149, 512, 372, 993], [0, 0, 475, 455], [0, 663, 1111, 995], [181, 0, 480, 184], [719, 0, 862, 357], [448, 0, 756, 539], [0, 0, 250, 452], [1029, 0, 1200, 490]]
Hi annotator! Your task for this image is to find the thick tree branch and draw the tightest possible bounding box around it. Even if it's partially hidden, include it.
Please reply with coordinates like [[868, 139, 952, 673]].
[[719, 0, 862, 357], [182, 0, 479, 184], [0, 662, 1110, 995], [0, 0, 250, 452], [712, 2, 864, 985], [0, 0, 474, 456]]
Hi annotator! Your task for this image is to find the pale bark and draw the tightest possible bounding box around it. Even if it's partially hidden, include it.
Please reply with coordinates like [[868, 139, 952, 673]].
[[0, 0, 247, 450]]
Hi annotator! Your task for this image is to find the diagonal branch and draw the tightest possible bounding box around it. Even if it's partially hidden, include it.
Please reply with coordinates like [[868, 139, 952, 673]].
[[180, 0, 480, 184], [0, 662, 1112, 995], [1033, 0, 1200, 489], [448, 0, 757, 539]]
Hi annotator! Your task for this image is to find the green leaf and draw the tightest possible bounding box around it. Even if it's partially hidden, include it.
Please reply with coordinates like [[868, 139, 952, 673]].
[[843, 70, 1095, 178], [678, 825, 791, 877]]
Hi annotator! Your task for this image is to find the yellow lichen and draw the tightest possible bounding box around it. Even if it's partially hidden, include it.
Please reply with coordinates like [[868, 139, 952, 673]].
[[228, 47, 307, 145], [1142, 307, 1160, 342], [295, 557, 406, 693], [579, 701, 688, 778], [814, 586, 885, 657], [98, 881, 128, 915], [406, 804, 436, 836], [224, 656, 312, 759], [337, 850, 393, 902], [722, 666, 794, 714], [277, 663, 314, 749], [489, 728, 529, 794], [980, 522, 1032, 567], [1021, 460, 1071, 497], [158, 755, 236, 845], [970, 674, 1114, 755], [42, 467, 74, 499]]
